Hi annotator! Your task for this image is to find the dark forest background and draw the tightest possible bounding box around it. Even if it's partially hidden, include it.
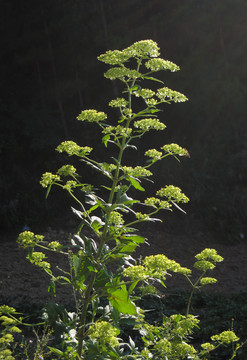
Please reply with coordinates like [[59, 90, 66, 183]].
[[0, 0, 246, 242]]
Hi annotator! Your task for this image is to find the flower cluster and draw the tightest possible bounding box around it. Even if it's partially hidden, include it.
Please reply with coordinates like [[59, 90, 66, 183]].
[[77, 109, 107, 123], [134, 118, 166, 131], [124, 255, 190, 282], [144, 197, 171, 210], [40, 172, 60, 188], [195, 248, 224, 262], [125, 40, 160, 58], [98, 50, 131, 65], [17, 231, 44, 248], [56, 141, 92, 157], [156, 185, 189, 203], [104, 67, 141, 80], [200, 277, 217, 286], [57, 165, 77, 177], [211, 331, 239, 345], [134, 89, 155, 99], [89, 321, 120, 348], [145, 98, 158, 106], [194, 260, 216, 271], [161, 143, 189, 157], [145, 58, 180, 72], [145, 149, 163, 160], [101, 163, 117, 174], [201, 342, 215, 351], [63, 180, 77, 191], [154, 340, 197, 359], [123, 265, 147, 281], [194, 248, 223, 272], [102, 125, 132, 137], [144, 197, 160, 208], [157, 87, 188, 103], [109, 98, 128, 108], [28, 252, 50, 270], [136, 212, 150, 221], [122, 166, 152, 178], [169, 314, 200, 337], [109, 211, 124, 225], [143, 255, 191, 277], [48, 241, 62, 250]]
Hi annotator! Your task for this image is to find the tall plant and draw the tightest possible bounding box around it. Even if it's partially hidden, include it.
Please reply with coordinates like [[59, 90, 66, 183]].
[[16, 40, 241, 359]]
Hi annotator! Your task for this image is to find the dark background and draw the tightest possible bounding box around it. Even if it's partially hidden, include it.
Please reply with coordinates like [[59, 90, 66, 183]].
[[0, 0, 246, 242]]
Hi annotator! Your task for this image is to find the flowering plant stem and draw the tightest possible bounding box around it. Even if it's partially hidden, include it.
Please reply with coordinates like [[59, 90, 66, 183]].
[[14, 40, 243, 359]]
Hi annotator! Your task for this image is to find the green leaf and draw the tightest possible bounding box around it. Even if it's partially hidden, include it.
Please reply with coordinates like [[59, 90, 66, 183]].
[[87, 265, 98, 272], [121, 234, 146, 244], [119, 243, 138, 254], [128, 279, 140, 294], [142, 75, 164, 84], [130, 85, 141, 92], [127, 176, 145, 191], [135, 108, 160, 117], [48, 347, 64, 356], [102, 134, 111, 147], [108, 286, 137, 315], [56, 276, 71, 284], [45, 184, 52, 199], [48, 281, 56, 296], [88, 204, 99, 214]]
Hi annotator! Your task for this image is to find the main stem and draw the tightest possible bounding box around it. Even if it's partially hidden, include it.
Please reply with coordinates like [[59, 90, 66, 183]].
[[76, 77, 136, 358]]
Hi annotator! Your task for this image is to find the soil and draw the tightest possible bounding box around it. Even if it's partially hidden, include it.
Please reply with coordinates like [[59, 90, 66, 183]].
[[1, 223, 247, 305]]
